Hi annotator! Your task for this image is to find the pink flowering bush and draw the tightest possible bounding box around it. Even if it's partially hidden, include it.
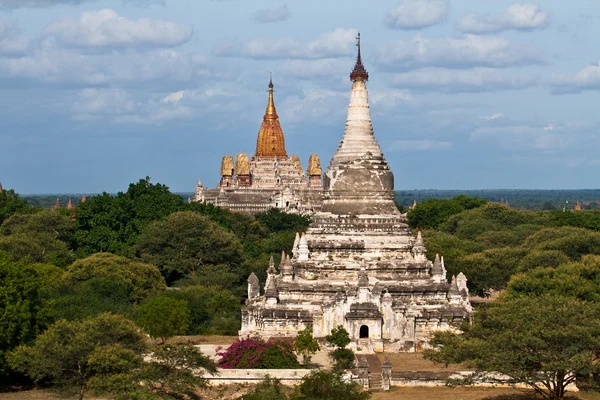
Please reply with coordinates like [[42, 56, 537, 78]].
[[216, 336, 300, 369]]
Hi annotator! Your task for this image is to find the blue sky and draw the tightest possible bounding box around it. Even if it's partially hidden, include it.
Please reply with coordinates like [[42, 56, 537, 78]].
[[1, 0, 599, 194]]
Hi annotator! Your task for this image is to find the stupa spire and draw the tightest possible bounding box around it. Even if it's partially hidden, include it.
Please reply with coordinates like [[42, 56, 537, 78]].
[[350, 32, 369, 82], [255, 74, 287, 157], [320, 33, 398, 216]]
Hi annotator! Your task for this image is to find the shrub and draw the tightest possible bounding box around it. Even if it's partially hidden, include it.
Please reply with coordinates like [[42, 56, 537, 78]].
[[293, 327, 320, 365], [291, 370, 370, 400], [325, 326, 351, 349], [217, 336, 300, 369], [329, 348, 355, 371]]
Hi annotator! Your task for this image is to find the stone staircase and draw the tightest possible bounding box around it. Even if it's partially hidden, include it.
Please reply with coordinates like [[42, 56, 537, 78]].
[[368, 373, 383, 390], [358, 354, 385, 391]]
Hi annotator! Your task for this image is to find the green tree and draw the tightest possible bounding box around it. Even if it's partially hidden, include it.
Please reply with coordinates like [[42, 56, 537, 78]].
[[517, 250, 570, 273], [290, 370, 371, 400], [325, 326, 354, 371], [255, 208, 311, 234], [136, 296, 190, 343], [136, 211, 244, 283], [164, 285, 240, 335], [65, 252, 165, 304], [50, 278, 134, 321], [0, 188, 29, 225], [293, 327, 320, 365], [0, 253, 55, 379], [8, 313, 147, 400], [0, 232, 74, 267], [507, 255, 600, 302], [407, 195, 487, 230], [136, 344, 216, 400], [74, 177, 185, 257], [424, 295, 600, 400], [1, 209, 75, 244], [451, 247, 527, 296], [237, 376, 288, 400], [325, 326, 351, 349]]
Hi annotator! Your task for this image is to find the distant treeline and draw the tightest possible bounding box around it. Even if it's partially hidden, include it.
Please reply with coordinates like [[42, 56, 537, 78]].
[[25, 189, 600, 211], [396, 189, 600, 211]]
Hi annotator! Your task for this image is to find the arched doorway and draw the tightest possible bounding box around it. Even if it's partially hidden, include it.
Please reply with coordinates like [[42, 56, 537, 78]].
[[359, 325, 369, 339]]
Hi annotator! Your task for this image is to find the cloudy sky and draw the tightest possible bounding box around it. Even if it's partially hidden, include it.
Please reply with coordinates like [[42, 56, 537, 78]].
[[1, 0, 599, 194]]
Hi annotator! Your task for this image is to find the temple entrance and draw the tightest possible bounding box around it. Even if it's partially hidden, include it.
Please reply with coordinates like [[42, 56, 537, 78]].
[[359, 325, 369, 338]]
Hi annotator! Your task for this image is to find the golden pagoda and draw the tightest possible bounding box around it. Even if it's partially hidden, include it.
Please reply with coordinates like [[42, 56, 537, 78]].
[[255, 75, 287, 157], [193, 75, 323, 214]]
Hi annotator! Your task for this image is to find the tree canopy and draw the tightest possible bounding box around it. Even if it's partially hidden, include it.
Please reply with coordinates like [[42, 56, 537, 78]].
[[136, 296, 190, 343], [425, 295, 600, 400], [136, 211, 244, 283], [8, 313, 147, 400], [65, 252, 165, 303], [0, 253, 55, 380]]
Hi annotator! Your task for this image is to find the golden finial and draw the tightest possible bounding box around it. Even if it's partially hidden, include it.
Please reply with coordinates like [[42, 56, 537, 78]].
[[265, 73, 277, 119]]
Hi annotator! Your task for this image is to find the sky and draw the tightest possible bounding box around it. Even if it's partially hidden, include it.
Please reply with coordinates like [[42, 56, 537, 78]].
[[0, 0, 599, 194]]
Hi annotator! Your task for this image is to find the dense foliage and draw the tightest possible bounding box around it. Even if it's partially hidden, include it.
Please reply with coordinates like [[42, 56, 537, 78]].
[[424, 295, 600, 400], [217, 337, 300, 369], [136, 296, 191, 343], [0, 253, 55, 380], [8, 313, 147, 400], [7, 180, 600, 397]]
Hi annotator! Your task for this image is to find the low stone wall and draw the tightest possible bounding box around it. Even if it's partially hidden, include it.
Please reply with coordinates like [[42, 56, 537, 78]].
[[389, 371, 579, 392], [199, 368, 314, 385]]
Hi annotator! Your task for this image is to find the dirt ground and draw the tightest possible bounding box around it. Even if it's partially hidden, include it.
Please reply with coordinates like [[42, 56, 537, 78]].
[[3, 387, 599, 400], [371, 387, 600, 400], [376, 351, 468, 372]]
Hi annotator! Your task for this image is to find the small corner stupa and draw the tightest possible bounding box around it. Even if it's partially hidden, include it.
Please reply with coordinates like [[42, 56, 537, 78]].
[[240, 33, 472, 352], [192, 74, 323, 214]]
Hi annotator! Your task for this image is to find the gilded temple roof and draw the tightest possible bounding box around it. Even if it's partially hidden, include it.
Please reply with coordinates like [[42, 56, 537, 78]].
[[236, 153, 250, 175], [220, 156, 234, 176], [307, 154, 322, 176], [255, 75, 287, 157]]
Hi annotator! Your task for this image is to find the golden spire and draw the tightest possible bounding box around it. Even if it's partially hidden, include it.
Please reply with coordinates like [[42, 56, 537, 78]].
[[265, 72, 277, 119], [255, 74, 287, 157]]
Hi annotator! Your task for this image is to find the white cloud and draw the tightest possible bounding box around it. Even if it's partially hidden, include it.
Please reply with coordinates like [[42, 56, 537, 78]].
[[252, 4, 290, 24], [480, 113, 504, 120], [457, 2, 550, 34], [0, 0, 164, 8], [549, 62, 600, 94], [470, 124, 574, 150], [43, 9, 192, 49], [389, 67, 538, 92], [369, 90, 414, 111], [389, 139, 453, 151], [374, 34, 545, 70], [73, 88, 135, 120], [162, 91, 184, 104], [213, 28, 356, 60], [0, 44, 234, 88], [278, 88, 346, 124], [93, 87, 244, 125], [384, 0, 449, 30], [0, 19, 31, 56]]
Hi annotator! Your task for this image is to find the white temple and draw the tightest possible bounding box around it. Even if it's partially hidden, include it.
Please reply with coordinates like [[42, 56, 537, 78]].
[[240, 34, 472, 352]]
